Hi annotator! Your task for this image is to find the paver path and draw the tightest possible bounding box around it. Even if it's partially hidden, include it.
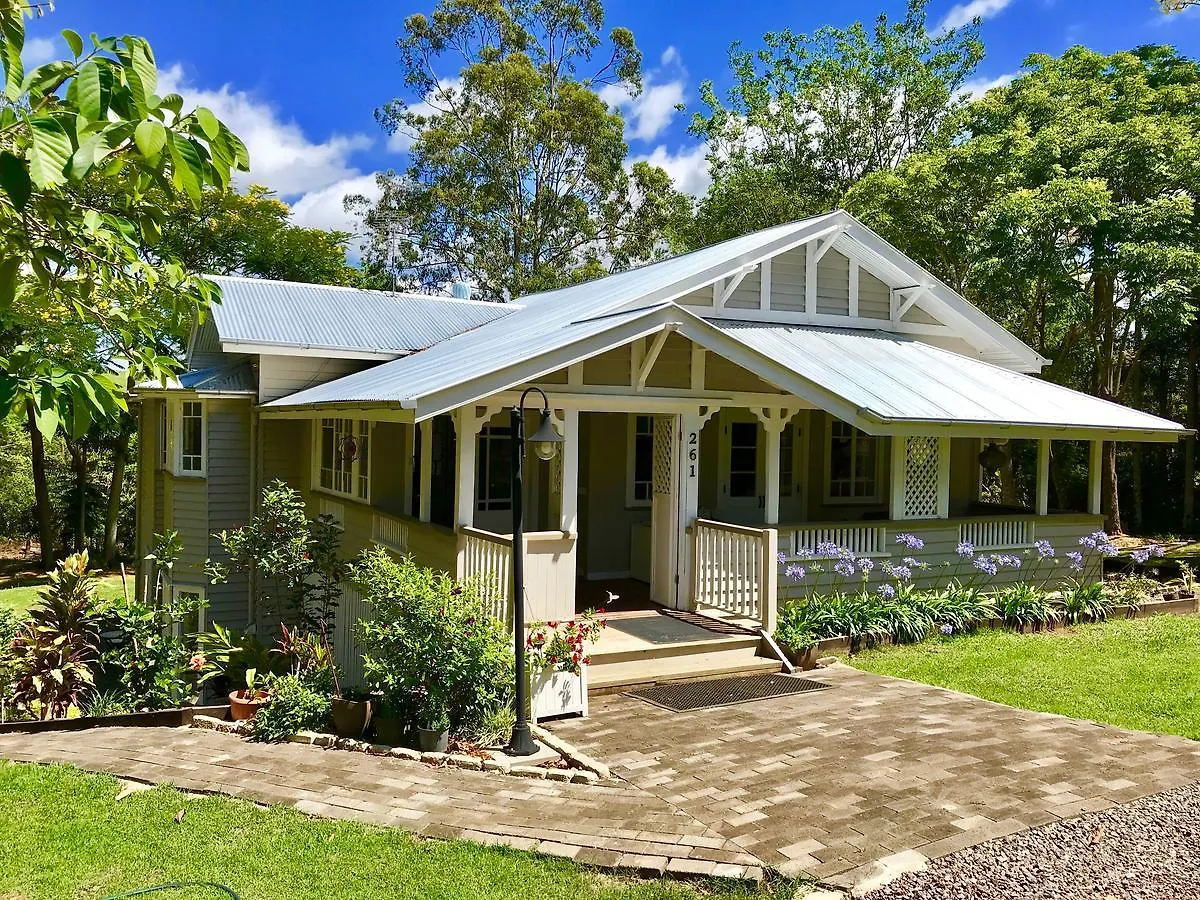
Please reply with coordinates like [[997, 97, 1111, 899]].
[[2, 665, 1198, 892]]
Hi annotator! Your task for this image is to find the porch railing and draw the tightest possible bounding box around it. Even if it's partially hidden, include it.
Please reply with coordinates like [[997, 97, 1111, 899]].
[[959, 518, 1034, 551], [781, 523, 886, 558], [457, 526, 513, 621], [372, 512, 409, 552], [693, 518, 778, 632], [332, 581, 370, 686]]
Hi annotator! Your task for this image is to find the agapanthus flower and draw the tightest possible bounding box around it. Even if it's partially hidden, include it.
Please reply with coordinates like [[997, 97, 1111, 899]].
[[940, 623, 954, 636], [777, 551, 788, 565], [838, 546, 856, 561], [896, 532, 925, 551], [1132, 548, 1151, 564], [834, 560, 856, 578], [973, 556, 998, 577], [999, 554, 1022, 569], [902, 556, 918, 567], [891, 565, 912, 582], [1034, 539, 1055, 559], [785, 564, 807, 581], [876, 583, 896, 599], [1066, 550, 1084, 572], [1152, 544, 1166, 558], [856, 557, 875, 574], [956, 541, 975, 558], [814, 541, 840, 558]]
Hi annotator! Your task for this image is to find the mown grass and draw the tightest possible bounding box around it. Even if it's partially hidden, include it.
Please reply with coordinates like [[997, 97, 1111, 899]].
[[0, 573, 127, 613], [0, 762, 779, 900], [853, 614, 1200, 741]]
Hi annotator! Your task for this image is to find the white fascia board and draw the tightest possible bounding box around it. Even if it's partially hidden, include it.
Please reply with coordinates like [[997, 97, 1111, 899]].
[[857, 416, 1189, 443], [257, 404, 415, 423], [221, 340, 405, 362]]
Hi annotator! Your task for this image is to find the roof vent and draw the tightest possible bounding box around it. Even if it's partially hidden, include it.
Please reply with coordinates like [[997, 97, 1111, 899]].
[[451, 281, 472, 300]]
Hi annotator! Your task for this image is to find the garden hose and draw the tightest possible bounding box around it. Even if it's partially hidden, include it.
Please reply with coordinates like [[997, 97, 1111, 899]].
[[101, 883, 239, 899]]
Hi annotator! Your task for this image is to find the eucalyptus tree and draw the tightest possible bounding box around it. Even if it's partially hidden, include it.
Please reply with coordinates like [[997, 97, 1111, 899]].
[[0, 5, 248, 563], [355, 0, 690, 301], [847, 45, 1200, 532], [687, 0, 983, 246]]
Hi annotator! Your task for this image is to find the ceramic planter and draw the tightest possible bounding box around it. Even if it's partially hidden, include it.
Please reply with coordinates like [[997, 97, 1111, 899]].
[[782, 645, 819, 670], [530, 666, 588, 723], [228, 690, 269, 721], [331, 698, 373, 738], [416, 726, 449, 753]]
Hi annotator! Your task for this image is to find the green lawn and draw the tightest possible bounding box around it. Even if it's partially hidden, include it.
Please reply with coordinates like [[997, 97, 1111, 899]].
[[0, 573, 128, 613], [853, 615, 1200, 741], [0, 762, 777, 900]]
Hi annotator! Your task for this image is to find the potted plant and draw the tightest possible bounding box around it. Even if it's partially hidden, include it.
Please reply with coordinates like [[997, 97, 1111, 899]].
[[372, 696, 406, 746], [413, 686, 449, 752], [525, 610, 604, 723], [228, 668, 270, 721]]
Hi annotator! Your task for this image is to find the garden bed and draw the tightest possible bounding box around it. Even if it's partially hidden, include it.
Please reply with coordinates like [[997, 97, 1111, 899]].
[[0, 704, 230, 735]]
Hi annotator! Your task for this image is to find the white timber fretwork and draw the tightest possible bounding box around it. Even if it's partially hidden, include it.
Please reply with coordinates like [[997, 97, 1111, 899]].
[[753, 407, 799, 525], [890, 435, 950, 520]]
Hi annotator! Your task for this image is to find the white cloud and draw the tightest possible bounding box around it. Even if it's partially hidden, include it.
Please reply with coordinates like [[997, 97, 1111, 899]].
[[25, 37, 57, 66], [633, 143, 710, 197], [157, 64, 372, 197], [601, 78, 687, 143], [289, 173, 382, 237], [660, 46, 680, 67], [387, 77, 463, 153], [936, 0, 1014, 32], [956, 71, 1017, 98]]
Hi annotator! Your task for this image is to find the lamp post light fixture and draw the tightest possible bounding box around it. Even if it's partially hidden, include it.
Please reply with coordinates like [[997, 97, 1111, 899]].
[[506, 386, 564, 756]]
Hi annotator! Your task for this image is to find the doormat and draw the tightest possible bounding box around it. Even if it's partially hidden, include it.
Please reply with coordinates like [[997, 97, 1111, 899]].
[[625, 673, 831, 712], [658, 609, 759, 637]]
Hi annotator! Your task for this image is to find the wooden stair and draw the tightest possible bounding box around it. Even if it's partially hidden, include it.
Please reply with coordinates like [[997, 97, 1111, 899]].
[[587, 630, 782, 695]]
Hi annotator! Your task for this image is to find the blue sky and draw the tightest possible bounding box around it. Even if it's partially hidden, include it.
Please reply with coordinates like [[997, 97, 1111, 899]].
[[26, 0, 1200, 237]]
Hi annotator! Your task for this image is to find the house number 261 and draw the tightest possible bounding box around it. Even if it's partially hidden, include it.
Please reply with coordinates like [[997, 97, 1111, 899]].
[[687, 431, 698, 478]]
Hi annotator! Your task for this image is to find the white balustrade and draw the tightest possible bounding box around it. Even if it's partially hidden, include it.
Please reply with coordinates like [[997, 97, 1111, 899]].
[[318, 496, 345, 530], [692, 519, 778, 632], [959, 518, 1034, 551], [457, 526, 513, 621], [332, 582, 370, 686], [372, 513, 409, 552], [782, 524, 886, 558]]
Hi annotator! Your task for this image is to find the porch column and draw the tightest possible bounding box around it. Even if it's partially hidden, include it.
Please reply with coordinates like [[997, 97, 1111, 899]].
[[418, 419, 433, 522], [1088, 439, 1103, 516], [678, 408, 715, 608], [1036, 438, 1051, 516], [755, 408, 795, 526], [559, 409, 579, 533], [454, 412, 476, 529], [889, 434, 951, 520]]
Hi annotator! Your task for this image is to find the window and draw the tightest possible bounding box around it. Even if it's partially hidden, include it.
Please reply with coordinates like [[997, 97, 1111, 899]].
[[728, 421, 758, 498], [476, 425, 513, 511], [826, 418, 880, 501], [780, 424, 794, 498], [317, 418, 370, 500], [170, 584, 206, 637], [627, 415, 654, 506], [158, 402, 168, 470], [179, 400, 204, 475]]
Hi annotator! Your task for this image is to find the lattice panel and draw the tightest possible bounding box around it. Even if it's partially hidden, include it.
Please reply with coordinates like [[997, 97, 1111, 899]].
[[902, 436, 939, 519], [652, 415, 674, 495]]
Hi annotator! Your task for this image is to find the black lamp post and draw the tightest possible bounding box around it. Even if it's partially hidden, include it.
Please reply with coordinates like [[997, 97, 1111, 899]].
[[506, 386, 564, 756]]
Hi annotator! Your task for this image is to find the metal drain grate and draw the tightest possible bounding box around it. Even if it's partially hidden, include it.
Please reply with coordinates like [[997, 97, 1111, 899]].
[[625, 674, 831, 712]]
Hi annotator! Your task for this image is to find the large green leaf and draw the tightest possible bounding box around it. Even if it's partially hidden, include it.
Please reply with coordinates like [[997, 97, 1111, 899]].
[[0, 6, 23, 102], [27, 116, 73, 187], [0, 150, 31, 209], [0, 256, 19, 309], [167, 132, 204, 203], [194, 106, 220, 141], [133, 119, 166, 159], [70, 130, 111, 178], [74, 60, 107, 121], [62, 29, 83, 59]]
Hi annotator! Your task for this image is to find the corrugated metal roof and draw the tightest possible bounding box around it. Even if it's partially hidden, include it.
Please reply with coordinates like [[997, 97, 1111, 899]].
[[206, 275, 513, 355], [715, 322, 1185, 436], [136, 361, 257, 395]]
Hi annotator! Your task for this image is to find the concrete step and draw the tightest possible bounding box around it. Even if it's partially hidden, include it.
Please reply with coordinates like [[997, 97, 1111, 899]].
[[589, 633, 761, 666], [588, 645, 782, 695]]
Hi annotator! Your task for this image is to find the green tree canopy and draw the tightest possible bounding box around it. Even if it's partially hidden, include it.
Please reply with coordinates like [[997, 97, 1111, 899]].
[[846, 44, 1200, 531], [687, 0, 983, 246], [354, 0, 691, 301]]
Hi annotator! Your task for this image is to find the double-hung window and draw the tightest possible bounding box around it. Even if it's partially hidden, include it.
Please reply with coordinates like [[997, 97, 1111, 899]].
[[627, 415, 654, 507], [317, 418, 370, 501], [825, 418, 880, 502], [476, 425, 513, 511], [179, 401, 205, 475]]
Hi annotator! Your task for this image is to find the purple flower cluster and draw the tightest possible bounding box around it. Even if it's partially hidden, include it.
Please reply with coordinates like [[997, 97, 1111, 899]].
[[1079, 531, 1118, 557], [896, 532, 925, 551], [814, 541, 840, 558], [856, 557, 875, 574], [785, 563, 806, 580], [1034, 539, 1055, 559], [1131, 544, 1165, 565], [956, 540, 975, 558], [833, 560, 856, 578], [1066, 550, 1084, 571], [940, 623, 954, 636], [877, 583, 896, 599]]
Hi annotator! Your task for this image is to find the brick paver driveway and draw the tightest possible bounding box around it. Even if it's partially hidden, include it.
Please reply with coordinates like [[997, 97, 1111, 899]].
[[2, 665, 1198, 892]]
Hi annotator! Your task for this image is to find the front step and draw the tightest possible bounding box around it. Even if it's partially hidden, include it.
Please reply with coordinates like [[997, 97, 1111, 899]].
[[588, 645, 782, 695]]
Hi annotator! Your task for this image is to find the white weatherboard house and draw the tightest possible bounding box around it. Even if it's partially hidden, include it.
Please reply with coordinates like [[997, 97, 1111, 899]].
[[134, 210, 1186, 686]]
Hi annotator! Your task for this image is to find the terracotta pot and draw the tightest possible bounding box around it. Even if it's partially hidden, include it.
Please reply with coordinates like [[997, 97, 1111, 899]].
[[782, 645, 819, 670], [331, 697, 373, 738], [417, 726, 449, 753], [373, 716, 405, 747], [228, 690, 269, 721]]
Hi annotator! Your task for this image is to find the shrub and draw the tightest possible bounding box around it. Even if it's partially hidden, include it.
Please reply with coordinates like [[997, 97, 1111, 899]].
[[1060, 580, 1114, 624], [820, 592, 890, 651], [995, 583, 1058, 631], [7, 553, 104, 719], [880, 587, 933, 643], [775, 599, 828, 651], [1104, 573, 1157, 611], [915, 581, 994, 634], [252, 674, 332, 742], [352, 548, 513, 742], [192, 624, 288, 697]]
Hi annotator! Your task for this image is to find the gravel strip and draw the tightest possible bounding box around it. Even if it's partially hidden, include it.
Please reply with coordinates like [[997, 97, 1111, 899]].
[[866, 782, 1200, 900]]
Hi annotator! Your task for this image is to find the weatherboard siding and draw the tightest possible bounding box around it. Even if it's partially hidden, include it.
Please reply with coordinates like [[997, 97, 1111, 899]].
[[205, 399, 252, 630], [859, 270, 891, 320], [258, 355, 369, 404], [815, 250, 851, 316], [770, 246, 807, 313]]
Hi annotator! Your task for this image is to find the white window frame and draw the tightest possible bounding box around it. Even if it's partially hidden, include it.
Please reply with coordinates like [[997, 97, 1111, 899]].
[[169, 583, 206, 637], [177, 399, 206, 476], [158, 401, 169, 471], [626, 414, 654, 508], [313, 418, 371, 503], [823, 417, 883, 504], [476, 424, 513, 512]]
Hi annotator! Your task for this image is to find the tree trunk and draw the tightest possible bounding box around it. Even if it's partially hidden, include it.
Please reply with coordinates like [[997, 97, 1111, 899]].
[[1186, 323, 1198, 530], [1103, 440, 1122, 535], [25, 400, 55, 568], [102, 425, 131, 566], [64, 437, 88, 554]]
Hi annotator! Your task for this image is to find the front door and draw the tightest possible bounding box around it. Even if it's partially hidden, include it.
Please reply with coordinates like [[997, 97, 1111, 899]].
[[650, 414, 681, 608], [717, 410, 763, 524]]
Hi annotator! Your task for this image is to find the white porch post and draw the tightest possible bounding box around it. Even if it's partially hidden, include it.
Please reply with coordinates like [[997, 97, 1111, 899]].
[[418, 419, 433, 523], [889, 436, 906, 520], [559, 409, 579, 533], [755, 408, 795, 526], [1088, 439, 1103, 516], [454, 411, 476, 529], [936, 436, 951, 519], [1036, 438, 1051, 516], [678, 409, 711, 609]]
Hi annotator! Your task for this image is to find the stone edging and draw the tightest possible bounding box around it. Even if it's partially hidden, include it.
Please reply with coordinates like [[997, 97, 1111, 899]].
[[190, 715, 604, 784]]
